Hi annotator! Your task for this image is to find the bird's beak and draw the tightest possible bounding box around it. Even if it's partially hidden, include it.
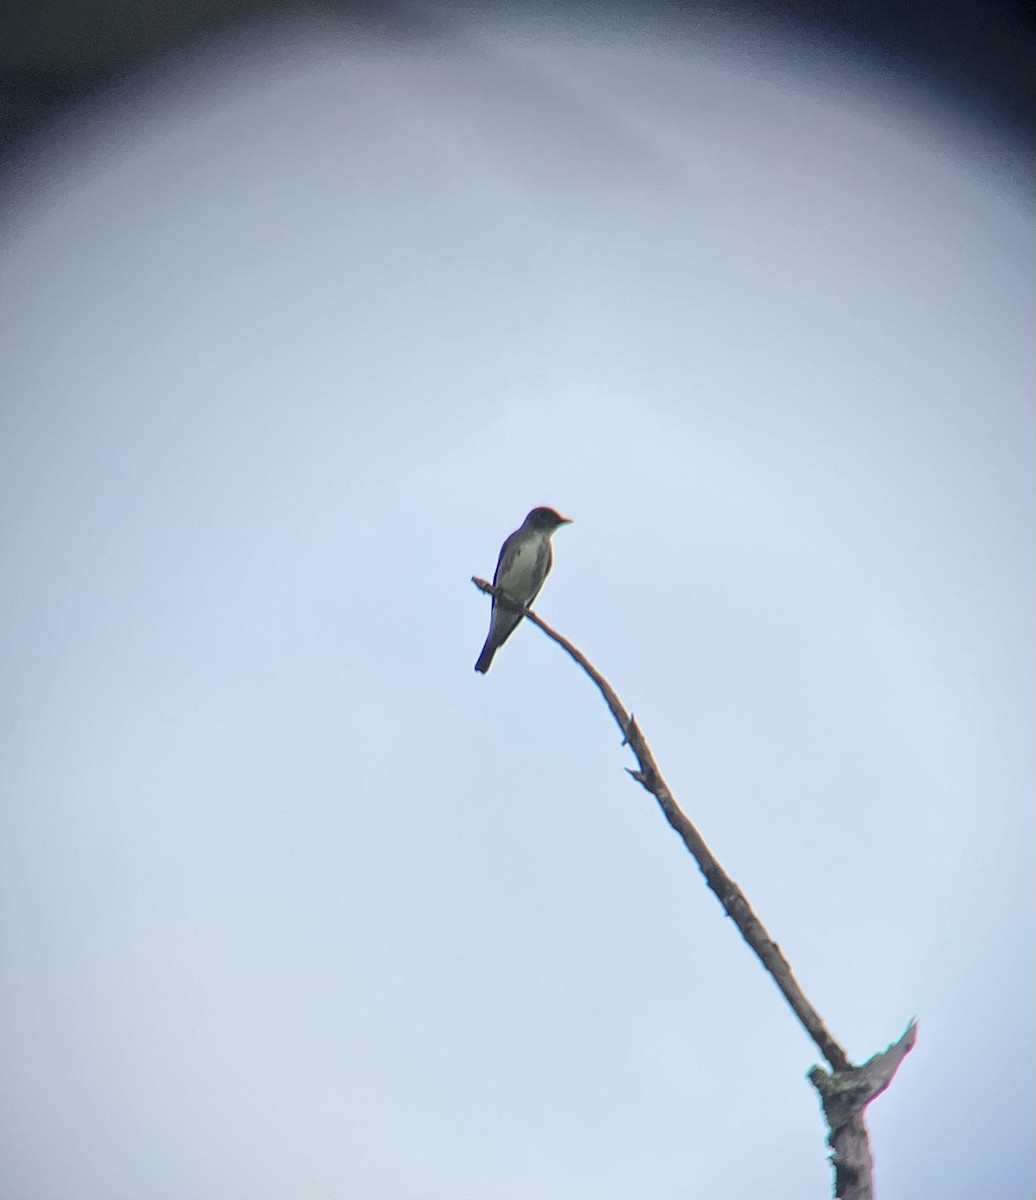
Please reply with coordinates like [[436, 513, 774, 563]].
[[560, 516, 573, 524]]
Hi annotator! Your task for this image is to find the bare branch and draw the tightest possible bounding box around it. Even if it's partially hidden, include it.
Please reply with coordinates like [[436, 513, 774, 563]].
[[473, 576, 851, 1071], [472, 577, 918, 1199]]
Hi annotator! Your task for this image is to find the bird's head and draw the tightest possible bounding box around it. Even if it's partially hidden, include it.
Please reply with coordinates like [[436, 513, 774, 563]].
[[525, 506, 573, 533]]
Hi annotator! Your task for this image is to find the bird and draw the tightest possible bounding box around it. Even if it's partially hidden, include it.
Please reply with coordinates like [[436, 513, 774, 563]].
[[475, 506, 572, 674]]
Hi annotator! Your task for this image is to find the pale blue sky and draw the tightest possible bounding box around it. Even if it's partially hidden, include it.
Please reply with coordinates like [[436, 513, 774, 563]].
[[1, 6, 1033, 1198]]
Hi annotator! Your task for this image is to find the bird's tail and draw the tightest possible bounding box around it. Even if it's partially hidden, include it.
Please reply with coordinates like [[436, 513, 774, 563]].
[[474, 639, 496, 674]]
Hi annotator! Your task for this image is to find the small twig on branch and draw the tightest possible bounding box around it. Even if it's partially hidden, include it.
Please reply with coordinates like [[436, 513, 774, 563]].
[[472, 577, 917, 1199]]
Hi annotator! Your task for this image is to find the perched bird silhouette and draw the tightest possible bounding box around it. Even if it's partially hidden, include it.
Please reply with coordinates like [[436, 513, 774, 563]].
[[475, 506, 572, 674]]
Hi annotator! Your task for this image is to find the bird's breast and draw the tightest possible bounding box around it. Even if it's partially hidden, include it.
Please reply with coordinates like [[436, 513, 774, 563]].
[[497, 535, 549, 601]]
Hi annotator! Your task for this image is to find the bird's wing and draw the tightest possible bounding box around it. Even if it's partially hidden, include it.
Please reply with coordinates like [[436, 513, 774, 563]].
[[492, 528, 523, 587]]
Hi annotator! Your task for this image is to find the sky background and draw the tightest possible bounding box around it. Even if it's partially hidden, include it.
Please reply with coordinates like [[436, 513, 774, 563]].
[[1, 3, 1033, 1198]]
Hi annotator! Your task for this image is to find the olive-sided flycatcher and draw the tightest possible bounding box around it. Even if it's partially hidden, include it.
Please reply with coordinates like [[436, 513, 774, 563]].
[[475, 506, 572, 674]]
